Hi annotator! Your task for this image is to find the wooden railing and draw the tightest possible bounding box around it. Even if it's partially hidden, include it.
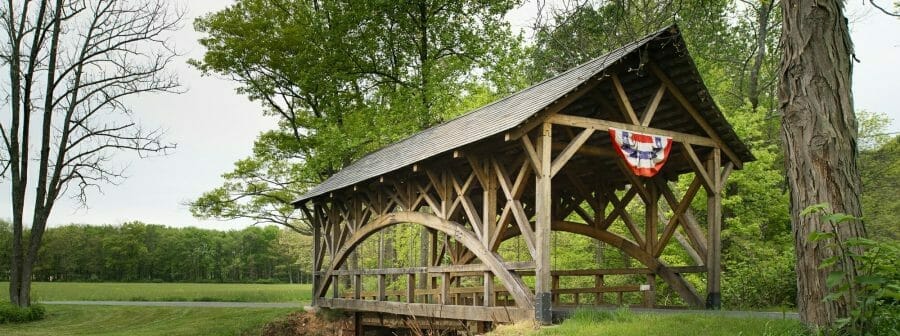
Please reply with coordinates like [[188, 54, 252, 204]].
[[322, 264, 705, 309]]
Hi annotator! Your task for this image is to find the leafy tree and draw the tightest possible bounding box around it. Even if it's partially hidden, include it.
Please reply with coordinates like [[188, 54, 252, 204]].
[[189, 0, 526, 233], [0, 0, 182, 306]]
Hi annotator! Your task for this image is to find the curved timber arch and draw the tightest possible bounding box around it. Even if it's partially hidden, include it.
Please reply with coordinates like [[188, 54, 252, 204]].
[[315, 211, 535, 309], [500, 220, 703, 307]]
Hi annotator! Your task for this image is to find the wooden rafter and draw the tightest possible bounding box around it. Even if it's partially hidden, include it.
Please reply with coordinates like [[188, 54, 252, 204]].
[[611, 74, 640, 124], [641, 84, 666, 126], [648, 63, 742, 168]]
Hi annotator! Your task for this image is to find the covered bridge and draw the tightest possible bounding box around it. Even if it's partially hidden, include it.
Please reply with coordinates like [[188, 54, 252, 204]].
[[293, 25, 753, 328]]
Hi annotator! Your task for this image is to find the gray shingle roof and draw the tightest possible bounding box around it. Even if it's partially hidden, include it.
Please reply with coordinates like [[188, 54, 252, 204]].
[[293, 26, 731, 205]]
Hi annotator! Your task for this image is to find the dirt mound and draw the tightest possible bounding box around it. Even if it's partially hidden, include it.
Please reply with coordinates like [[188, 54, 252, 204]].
[[259, 310, 354, 336]]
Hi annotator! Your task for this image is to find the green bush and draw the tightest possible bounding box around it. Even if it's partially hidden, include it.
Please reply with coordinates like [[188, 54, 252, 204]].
[[0, 303, 46, 324]]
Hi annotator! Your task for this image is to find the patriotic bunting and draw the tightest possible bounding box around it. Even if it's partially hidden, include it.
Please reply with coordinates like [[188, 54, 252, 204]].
[[608, 128, 673, 177]]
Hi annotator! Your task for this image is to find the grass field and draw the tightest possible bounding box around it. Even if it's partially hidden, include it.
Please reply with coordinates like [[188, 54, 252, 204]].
[[0, 305, 296, 335], [491, 309, 808, 336], [0, 282, 312, 303]]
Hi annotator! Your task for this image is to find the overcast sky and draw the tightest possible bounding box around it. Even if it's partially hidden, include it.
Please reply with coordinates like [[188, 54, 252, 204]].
[[2, 1, 898, 231]]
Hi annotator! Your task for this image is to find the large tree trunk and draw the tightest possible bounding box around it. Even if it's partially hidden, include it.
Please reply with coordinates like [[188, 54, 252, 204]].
[[778, 0, 867, 327]]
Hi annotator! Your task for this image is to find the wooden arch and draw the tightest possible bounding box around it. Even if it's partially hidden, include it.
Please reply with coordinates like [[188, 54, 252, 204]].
[[314, 211, 535, 309], [499, 220, 703, 306]]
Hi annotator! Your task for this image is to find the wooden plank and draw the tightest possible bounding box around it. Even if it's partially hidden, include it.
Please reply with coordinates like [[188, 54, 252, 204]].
[[548, 114, 718, 148], [550, 128, 595, 177], [595, 275, 605, 304], [377, 274, 386, 301], [318, 298, 533, 323], [516, 266, 706, 276], [535, 123, 553, 295], [484, 271, 494, 307], [521, 134, 542, 175], [332, 262, 535, 276], [706, 148, 722, 309], [354, 274, 362, 300], [654, 177, 702, 258], [645, 182, 658, 256], [407, 273, 415, 303], [611, 74, 640, 124], [441, 272, 451, 305], [641, 84, 667, 126], [552, 285, 643, 295], [682, 143, 714, 193], [551, 142, 616, 158], [657, 181, 709, 260], [648, 63, 742, 169]]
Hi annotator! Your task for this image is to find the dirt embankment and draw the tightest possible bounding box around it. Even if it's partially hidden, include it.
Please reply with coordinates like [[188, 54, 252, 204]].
[[259, 310, 354, 336]]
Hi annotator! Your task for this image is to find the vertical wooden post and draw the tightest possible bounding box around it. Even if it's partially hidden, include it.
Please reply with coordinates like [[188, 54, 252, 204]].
[[312, 210, 322, 306], [441, 272, 450, 305], [407, 273, 416, 303], [535, 122, 553, 324], [595, 275, 605, 304], [354, 274, 362, 299], [706, 148, 722, 309], [332, 275, 340, 299], [377, 274, 386, 301], [644, 183, 658, 307], [483, 271, 494, 307], [644, 274, 656, 307], [551, 275, 560, 305]]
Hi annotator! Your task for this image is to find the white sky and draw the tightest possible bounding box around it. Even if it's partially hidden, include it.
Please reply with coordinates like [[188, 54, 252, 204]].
[[2, 1, 898, 230]]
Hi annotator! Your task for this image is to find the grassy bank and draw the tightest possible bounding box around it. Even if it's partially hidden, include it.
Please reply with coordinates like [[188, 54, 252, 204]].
[[492, 309, 807, 336], [0, 282, 311, 303], [0, 305, 296, 335]]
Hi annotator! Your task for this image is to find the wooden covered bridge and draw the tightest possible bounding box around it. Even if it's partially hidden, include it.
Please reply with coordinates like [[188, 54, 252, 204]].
[[293, 26, 754, 329]]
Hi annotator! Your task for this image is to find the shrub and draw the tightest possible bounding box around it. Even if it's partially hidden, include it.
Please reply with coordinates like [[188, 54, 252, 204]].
[[0, 303, 46, 324]]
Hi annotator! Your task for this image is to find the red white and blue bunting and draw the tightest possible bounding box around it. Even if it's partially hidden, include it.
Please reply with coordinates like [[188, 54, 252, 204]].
[[608, 128, 673, 177]]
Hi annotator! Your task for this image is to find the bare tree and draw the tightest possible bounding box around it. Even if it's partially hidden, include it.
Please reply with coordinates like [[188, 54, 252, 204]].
[[778, 0, 867, 327], [0, 0, 182, 307]]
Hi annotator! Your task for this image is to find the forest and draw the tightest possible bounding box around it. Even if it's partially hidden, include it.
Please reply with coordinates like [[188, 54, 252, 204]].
[[0, 221, 312, 284]]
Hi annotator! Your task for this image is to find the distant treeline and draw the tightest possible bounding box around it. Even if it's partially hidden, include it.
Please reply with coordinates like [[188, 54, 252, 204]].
[[0, 221, 312, 283]]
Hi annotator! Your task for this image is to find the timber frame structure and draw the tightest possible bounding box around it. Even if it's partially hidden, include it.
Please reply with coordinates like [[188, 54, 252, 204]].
[[293, 26, 754, 326]]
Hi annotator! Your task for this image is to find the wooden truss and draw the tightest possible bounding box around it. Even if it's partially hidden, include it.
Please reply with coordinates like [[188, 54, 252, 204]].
[[297, 62, 742, 325]]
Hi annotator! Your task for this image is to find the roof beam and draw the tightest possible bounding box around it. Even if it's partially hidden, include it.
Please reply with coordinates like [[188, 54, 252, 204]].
[[547, 114, 718, 148], [648, 63, 742, 169]]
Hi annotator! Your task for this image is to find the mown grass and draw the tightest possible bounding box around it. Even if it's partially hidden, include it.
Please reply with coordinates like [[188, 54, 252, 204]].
[[0, 282, 312, 303], [0, 305, 296, 335], [491, 309, 808, 336]]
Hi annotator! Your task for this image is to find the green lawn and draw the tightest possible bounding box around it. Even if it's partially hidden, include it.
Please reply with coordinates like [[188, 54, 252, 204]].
[[0, 305, 296, 335], [492, 309, 808, 336], [0, 282, 312, 302]]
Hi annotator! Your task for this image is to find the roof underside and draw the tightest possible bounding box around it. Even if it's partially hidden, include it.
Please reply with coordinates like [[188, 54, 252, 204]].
[[293, 26, 753, 205]]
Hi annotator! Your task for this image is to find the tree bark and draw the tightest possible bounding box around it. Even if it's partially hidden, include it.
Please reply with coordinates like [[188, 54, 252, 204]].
[[778, 0, 866, 327]]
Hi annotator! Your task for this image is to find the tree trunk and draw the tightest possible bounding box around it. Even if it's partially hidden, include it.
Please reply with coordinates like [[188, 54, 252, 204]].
[[778, 0, 866, 327], [748, 1, 774, 109]]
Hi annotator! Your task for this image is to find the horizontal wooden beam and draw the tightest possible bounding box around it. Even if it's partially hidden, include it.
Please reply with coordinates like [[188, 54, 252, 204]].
[[516, 266, 706, 277], [318, 298, 532, 322], [548, 114, 718, 148], [329, 261, 535, 276], [553, 285, 643, 295]]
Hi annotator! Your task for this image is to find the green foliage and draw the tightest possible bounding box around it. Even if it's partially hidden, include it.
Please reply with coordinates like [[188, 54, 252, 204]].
[[190, 0, 527, 229], [0, 303, 45, 324], [859, 130, 900, 241], [2, 222, 312, 284], [804, 205, 900, 336]]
